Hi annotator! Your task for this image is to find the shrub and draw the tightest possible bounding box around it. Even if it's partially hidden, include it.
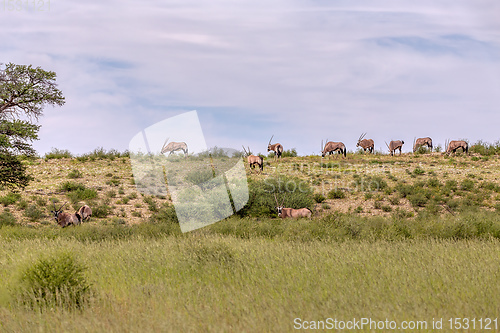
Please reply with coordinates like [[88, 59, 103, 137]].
[[381, 205, 392, 212], [460, 179, 476, 191], [17, 253, 91, 309], [44, 148, 73, 160], [281, 148, 298, 158], [328, 189, 346, 199], [143, 196, 158, 212], [237, 176, 313, 217], [444, 180, 458, 191], [0, 192, 21, 206], [23, 204, 44, 221], [413, 167, 425, 175], [313, 193, 326, 203], [92, 203, 112, 218], [59, 181, 86, 192], [408, 193, 429, 207], [106, 190, 116, 198], [0, 210, 16, 227], [68, 169, 83, 179], [427, 178, 441, 188], [148, 203, 178, 224], [67, 189, 98, 204]]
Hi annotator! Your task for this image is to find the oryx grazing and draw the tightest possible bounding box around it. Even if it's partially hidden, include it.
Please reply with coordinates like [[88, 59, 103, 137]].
[[51, 202, 81, 227], [385, 140, 404, 156], [445, 140, 468, 155], [413, 137, 433, 153], [356, 133, 374, 153], [274, 193, 312, 219], [267, 135, 284, 160], [321, 139, 346, 158], [77, 204, 92, 222], [242, 146, 264, 171], [161, 137, 188, 156]]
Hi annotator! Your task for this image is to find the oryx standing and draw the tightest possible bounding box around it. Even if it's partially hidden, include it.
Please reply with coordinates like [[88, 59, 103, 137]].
[[445, 140, 468, 155], [242, 146, 264, 171], [161, 137, 188, 156], [267, 135, 284, 160], [385, 140, 404, 156], [321, 140, 346, 158], [413, 137, 433, 153], [274, 193, 312, 219], [356, 133, 374, 153]]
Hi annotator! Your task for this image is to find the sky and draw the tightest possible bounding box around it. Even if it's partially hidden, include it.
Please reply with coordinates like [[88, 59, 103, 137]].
[[1, 0, 499, 156]]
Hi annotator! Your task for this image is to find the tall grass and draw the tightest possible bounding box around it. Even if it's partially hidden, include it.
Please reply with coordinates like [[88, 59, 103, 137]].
[[0, 236, 499, 332]]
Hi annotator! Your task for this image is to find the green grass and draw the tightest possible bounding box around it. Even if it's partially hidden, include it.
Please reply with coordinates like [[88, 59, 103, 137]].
[[0, 234, 498, 332]]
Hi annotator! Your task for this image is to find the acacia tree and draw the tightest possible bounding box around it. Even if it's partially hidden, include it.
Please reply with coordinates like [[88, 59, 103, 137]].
[[0, 63, 65, 189]]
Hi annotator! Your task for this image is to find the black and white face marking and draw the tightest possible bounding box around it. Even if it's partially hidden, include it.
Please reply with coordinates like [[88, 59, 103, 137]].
[[277, 206, 283, 216]]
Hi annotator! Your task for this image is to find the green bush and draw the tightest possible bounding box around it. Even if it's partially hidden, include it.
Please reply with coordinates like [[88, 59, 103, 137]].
[[23, 204, 44, 221], [313, 193, 326, 203], [0, 210, 16, 227], [237, 176, 314, 217], [328, 189, 346, 199], [460, 179, 476, 191], [0, 192, 21, 206], [92, 203, 112, 218], [413, 167, 425, 175], [67, 189, 98, 204], [17, 253, 91, 309], [281, 148, 298, 158], [68, 169, 83, 179], [408, 193, 429, 207], [44, 148, 73, 160], [143, 196, 158, 212], [148, 203, 178, 224], [59, 181, 86, 192]]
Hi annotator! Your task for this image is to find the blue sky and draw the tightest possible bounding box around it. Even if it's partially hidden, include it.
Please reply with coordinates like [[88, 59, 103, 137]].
[[1, 0, 499, 155]]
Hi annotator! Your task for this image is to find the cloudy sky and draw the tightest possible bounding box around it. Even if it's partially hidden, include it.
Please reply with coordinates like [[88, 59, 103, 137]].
[[2, 0, 499, 155]]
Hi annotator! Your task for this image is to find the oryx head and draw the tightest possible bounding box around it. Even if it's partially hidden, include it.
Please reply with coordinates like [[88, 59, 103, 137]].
[[321, 139, 328, 157], [274, 193, 285, 216], [356, 133, 367, 147], [51, 202, 67, 220], [267, 135, 274, 151]]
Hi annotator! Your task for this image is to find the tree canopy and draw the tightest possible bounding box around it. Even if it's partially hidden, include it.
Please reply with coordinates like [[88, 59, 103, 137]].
[[0, 63, 65, 189]]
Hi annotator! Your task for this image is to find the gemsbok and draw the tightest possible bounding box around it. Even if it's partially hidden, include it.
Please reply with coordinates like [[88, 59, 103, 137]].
[[356, 133, 374, 153], [51, 202, 81, 227], [321, 140, 346, 158], [413, 137, 433, 153], [161, 137, 188, 156], [445, 140, 468, 155], [274, 193, 312, 219], [242, 146, 264, 171], [78, 204, 92, 222], [386, 140, 404, 156], [267, 135, 284, 160]]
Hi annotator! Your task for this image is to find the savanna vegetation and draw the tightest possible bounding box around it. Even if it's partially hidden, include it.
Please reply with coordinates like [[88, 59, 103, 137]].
[[1, 144, 500, 331]]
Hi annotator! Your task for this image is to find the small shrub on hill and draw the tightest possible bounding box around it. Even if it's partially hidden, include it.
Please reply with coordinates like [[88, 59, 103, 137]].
[[0, 192, 21, 206], [68, 169, 83, 179], [44, 148, 73, 160]]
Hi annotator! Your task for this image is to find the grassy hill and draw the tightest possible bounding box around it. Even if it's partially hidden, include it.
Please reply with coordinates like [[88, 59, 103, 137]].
[[2, 148, 499, 228], [0, 149, 500, 331]]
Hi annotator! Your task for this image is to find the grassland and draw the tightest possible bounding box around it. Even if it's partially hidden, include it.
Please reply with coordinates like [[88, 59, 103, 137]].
[[0, 150, 500, 331]]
